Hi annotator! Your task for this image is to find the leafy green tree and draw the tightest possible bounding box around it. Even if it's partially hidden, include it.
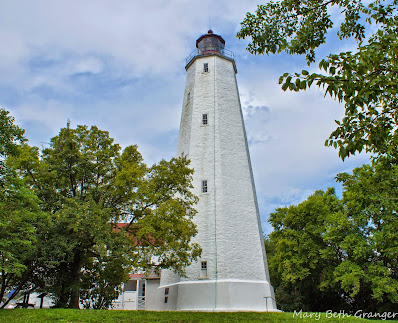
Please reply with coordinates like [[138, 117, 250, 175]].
[[268, 189, 347, 312], [10, 124, 201, 309], [267, 165, 398, 312], [238, 0, 398, 160], [334, 163, 398, 312], [80, 239, 129, 310], [0, 109, 25, 164], [0, 168, 45, 308], [0, 108, 43, 309]]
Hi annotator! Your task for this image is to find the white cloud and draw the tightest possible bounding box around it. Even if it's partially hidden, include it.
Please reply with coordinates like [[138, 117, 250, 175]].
[[0, 0, 372, 234], [74, 57, 104, 75]]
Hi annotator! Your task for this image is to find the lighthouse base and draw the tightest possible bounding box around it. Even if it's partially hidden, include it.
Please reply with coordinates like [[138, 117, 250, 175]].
[[159, 279, 278, 312]]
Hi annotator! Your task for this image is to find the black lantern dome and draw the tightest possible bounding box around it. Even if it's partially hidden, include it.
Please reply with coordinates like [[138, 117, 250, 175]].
[[196, 30, 225, 55]]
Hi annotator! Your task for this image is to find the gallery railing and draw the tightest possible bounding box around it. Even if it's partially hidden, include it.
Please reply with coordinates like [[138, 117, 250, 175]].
[[186, 48, 234, 65]]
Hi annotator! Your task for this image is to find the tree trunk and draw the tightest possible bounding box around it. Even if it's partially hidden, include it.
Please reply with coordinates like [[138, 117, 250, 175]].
[[0, 270, 7, 306], [67, 252, 83, 309], [53, 261, 70, 308], [56, 292, 70, 308], [68, 289, 80, 309]]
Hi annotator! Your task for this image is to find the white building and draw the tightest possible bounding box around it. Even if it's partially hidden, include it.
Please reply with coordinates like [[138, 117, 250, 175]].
[[113, 273, 162, 310], [152, 30, 277, 312]]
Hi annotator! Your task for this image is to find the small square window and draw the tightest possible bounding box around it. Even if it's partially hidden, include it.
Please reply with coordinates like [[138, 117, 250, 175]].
[[202, 114, 208, 125], [202, 180, 208, 193], [200, 260, 208, 278], [204, 63, 208, 72], [165, 288, 169, 295]]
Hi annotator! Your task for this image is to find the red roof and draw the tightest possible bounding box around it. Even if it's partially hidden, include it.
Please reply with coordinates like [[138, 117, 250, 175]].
[[129, 273, 144, 278]]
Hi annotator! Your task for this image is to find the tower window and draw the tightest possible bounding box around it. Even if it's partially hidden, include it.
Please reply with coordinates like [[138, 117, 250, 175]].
[[165, 288, 169, 295], [187, 92, 190, 101], [202, 113, 208, 125], [203, 63, 209, 72], [200, 261, 208, 278], [202, 180, 208, 193]]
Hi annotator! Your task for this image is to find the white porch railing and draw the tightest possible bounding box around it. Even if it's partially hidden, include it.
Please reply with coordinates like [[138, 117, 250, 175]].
[[137, 296, 145, 309]]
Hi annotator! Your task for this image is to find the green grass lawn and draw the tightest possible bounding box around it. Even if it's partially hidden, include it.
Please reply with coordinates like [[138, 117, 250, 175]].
[[0, 309, 395, 323]]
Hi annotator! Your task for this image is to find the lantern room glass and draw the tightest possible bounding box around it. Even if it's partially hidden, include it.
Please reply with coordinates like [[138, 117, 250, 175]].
[[197, 36, 225, 55]]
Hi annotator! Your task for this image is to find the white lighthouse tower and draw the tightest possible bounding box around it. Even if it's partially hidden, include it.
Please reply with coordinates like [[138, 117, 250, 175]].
[[159, 30, 277, 312]]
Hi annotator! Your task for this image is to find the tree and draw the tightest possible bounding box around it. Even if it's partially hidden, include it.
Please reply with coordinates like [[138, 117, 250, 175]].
[[0, 108, 43, 309], [0, 167, 45, 308], [0, 108, 26, 183], [267, 165, 398, 312], [9, 124, 201, 309], [238, 0, 398, 160], [267, 189, 348, 312], [335, 163, 398, 311], [0, 109, 25, 163], [80, 238, 129, 310]]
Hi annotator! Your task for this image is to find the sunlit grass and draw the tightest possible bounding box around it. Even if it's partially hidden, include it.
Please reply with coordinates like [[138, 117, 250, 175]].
[[0, 309, 392, 322]]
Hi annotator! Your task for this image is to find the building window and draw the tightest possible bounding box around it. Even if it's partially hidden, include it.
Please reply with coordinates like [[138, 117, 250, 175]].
[[164, 288, 169, 303], [202, 113, 208, 125], [124, 280, 137, 291], [204, 63, 208, 72], [187, 92, 190, 101], [202, 180, 208, 193], [200, 261, 208, 278]]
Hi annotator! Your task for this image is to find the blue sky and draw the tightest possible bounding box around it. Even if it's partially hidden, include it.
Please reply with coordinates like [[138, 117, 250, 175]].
[[0, 1, 370, 234]]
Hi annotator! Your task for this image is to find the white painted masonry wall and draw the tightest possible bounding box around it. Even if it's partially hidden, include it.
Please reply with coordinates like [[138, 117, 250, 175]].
[[159, 51, 276, 311], [145, 279, 165, 311]]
